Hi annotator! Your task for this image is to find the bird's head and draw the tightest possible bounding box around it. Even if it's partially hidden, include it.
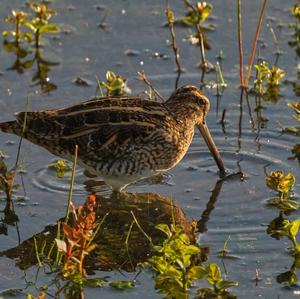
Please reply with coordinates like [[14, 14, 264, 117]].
[[169, 85, 226, 175]]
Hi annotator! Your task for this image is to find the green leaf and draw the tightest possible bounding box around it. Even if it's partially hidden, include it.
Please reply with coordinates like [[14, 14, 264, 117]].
[[109, 280, 134, 290], [277, 270, 297, 286], [106, 70, 116, 83], [22, 20, 37, 32], [289, 219, 300, 238], [207, 263, 222, 283], [39, 24, 60, 34], [183, 244, 200, 255], [110, 78, 124, 91], [187, 265, 207, 280], [156, 224, 172, 237], [84, 277, 107, 288], [218, 280, 239, 290]]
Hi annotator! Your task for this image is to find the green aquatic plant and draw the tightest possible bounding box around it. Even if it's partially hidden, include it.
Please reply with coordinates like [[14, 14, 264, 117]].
[[2, 10, 32, 44], [288, 3, 300, 57], [27, 293, 46, 299], [182, 2, 213, 27], [149, 223, 202, 298], [99, 70, 131, 96], [2, 1, 60, 48], [270, 218, 300, 256], [265, 170, 299, 212], [182, 1, 214, 70], [25, 1, 60, 48], [196, 263, 238, 299], [286, 102, 300, 135], [253, 61, 285, 103], [149, 223, 237, 299], [165, 4, 182, 74], [48, 159, 71, 178], [0, 157, 19, 202]]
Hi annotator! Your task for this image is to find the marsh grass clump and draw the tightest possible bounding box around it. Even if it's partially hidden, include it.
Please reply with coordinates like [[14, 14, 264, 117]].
[[265, 170, 299, 213], [253, 61, 285, 103]]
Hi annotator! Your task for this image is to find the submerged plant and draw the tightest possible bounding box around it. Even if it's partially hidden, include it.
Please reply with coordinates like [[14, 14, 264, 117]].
[[253, 61, 285, 103]]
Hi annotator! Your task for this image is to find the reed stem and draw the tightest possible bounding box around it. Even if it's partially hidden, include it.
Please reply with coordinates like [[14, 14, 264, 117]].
[[237, 0, 244, 87], [64, 145, 78, 224], [243, 0, 268, 88]]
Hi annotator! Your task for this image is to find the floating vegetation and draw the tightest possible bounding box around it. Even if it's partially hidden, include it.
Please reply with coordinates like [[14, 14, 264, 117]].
[[48, 160, 72, 178], [265, 170, 299, 212]]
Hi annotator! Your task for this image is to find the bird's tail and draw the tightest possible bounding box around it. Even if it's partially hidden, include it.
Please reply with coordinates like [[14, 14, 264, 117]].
[[0, 121, 22, 136]]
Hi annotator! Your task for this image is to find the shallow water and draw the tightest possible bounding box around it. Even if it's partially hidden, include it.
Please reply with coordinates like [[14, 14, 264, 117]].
[[0, 0, 299, 298]]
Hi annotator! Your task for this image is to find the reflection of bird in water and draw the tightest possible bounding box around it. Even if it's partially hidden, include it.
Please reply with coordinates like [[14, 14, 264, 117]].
[[0, 192, 207, 272], [0, 85, 225, 191]]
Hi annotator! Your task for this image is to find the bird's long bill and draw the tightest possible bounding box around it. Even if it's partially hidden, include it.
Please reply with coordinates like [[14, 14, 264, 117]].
[[197, 123, 226, 175]]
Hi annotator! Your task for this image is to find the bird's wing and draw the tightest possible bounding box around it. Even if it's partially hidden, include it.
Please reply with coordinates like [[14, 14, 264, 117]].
[[14, 97, 169, 140], [12, 97, 175, 160]]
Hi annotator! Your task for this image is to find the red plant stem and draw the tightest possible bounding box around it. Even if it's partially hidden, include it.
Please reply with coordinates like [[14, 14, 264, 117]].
[[243, 0, 268, 88], [237, 0, 244, 87]]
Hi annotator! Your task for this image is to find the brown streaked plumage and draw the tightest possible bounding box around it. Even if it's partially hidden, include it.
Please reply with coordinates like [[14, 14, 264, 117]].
[[0, 85, 225, 191]]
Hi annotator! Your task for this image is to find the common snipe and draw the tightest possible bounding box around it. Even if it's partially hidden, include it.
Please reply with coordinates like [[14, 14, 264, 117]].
[[0, 85, 225, 191]]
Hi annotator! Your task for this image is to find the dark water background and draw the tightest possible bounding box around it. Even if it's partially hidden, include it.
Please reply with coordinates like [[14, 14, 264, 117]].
[[0, 0, 299, 298]]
